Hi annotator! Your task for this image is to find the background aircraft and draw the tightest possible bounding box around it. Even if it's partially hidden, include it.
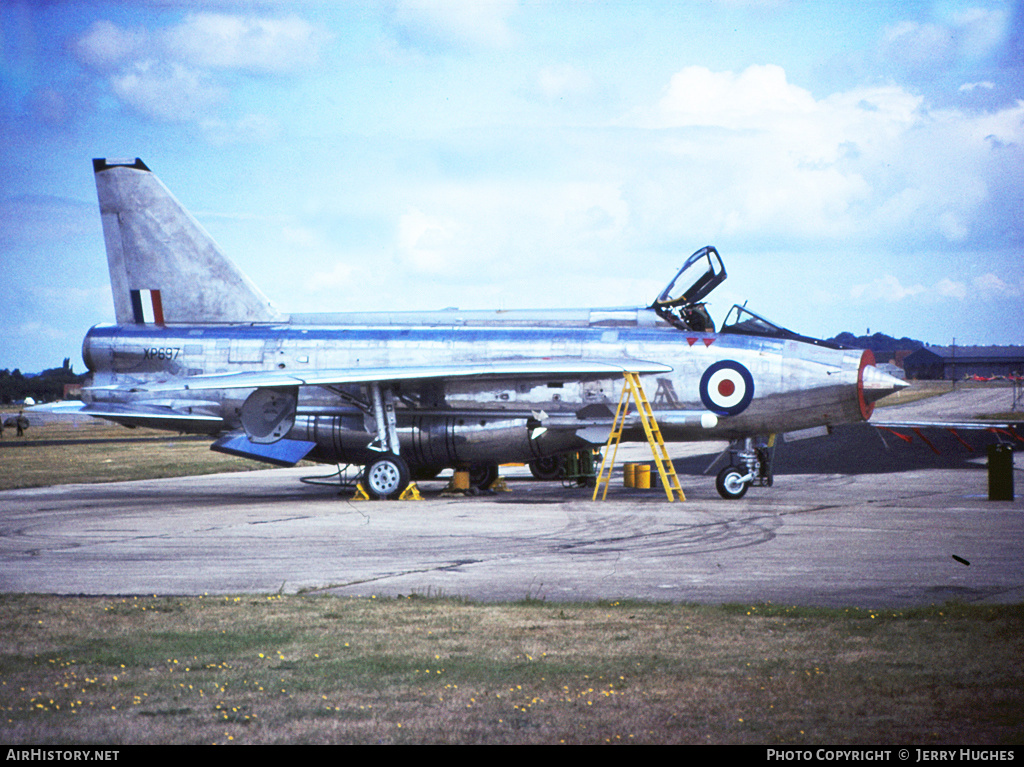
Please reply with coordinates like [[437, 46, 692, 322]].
[[36, 158, 907, 499]]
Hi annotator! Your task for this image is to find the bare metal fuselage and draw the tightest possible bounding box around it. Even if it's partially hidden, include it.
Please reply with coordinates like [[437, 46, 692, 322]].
[[82, 305, 871, 469]]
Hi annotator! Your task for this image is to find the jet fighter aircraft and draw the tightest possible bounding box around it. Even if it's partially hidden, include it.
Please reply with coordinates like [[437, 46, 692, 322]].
[[38, 158, 907, 499]]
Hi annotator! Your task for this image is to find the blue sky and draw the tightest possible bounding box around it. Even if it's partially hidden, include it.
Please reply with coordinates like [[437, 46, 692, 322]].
[[1, 0, 1022, 373]]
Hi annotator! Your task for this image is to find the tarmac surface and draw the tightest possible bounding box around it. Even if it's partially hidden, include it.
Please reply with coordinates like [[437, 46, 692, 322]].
[[1, 385, 1021, 607]]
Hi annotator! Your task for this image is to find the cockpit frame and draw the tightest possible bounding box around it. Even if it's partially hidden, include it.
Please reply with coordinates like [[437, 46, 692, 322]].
[[652, 246, 842, 349], [720, 304, 842, 349], [652, 246, 726, 332]]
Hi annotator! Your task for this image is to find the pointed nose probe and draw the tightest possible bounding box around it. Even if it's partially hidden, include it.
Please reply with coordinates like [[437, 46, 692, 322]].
[[860, 365, 909, 404]]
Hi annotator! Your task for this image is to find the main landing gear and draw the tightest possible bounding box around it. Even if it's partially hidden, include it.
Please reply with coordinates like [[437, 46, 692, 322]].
[[468, 463, 500, 490], [715, 436, 775, 500], [359, 383, 505, 499], [361, 382, 414, 500], [363, 452, 411, 500], [528, 455, 564, 481], [529, 452, 599, 487]]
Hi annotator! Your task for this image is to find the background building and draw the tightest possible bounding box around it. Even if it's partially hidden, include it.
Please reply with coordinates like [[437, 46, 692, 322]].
[[902, 346, 1024, 380]]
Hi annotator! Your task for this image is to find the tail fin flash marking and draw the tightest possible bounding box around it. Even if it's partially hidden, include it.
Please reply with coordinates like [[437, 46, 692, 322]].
[[94, 157, 280, 325], [130, 289, 165, 325], [150, 289, 165, 325]]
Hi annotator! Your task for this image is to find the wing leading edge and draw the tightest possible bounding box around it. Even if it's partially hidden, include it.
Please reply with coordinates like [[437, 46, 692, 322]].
[[87, 358, 675, 393]]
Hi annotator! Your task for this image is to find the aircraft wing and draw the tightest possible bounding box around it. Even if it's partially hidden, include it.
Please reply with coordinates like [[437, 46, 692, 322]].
[[87, 358, 674, 393], [27, 400, 227, 431], [29, 400, 220, 418], [868, 418, 1023, 453], [871, 419, 1022, 430]]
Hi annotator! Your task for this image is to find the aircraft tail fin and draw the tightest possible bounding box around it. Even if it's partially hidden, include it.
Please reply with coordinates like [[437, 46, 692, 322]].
[[93, 158, 280, 325]]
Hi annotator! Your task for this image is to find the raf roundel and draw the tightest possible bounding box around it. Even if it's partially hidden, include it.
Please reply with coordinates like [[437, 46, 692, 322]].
[[699, 360, 755, 416]]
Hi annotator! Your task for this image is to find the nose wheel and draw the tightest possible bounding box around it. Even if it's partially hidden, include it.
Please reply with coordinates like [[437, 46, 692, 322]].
[[716, 466, 750, 499], [715, 436, 774, 500]]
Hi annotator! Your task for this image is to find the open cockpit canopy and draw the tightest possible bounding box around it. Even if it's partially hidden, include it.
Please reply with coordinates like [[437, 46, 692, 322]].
[[652, 246, 726, 332], [652, 246, 841, 348]]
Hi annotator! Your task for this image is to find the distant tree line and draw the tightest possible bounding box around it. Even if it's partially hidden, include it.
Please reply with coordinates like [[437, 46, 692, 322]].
[[0, 359, 87, 405], [827, 332, 924, 354]]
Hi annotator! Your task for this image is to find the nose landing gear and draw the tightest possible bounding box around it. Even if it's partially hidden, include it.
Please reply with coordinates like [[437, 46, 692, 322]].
[[715, 436, 775, 500]]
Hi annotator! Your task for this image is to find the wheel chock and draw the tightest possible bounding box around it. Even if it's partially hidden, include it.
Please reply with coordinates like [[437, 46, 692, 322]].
[[399, 482, 423, 501], [488, 477, 511, 493], [353, 482, 422, 501]]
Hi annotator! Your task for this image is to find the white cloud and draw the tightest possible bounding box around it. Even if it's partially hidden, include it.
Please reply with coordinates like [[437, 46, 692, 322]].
[[72, 20, 148, 71], [111, 60, 227, 122], [959, 81, 995, 92], [631, 67, 920, 241], [398, 207, 461, 273], [16, 321, 71, 341], [951, 7, 1008, 60], [974, 272, 1023, 298], [72, 13, 325, 127], [656, 65, 817, 131], [937, 211, 969, 243], [879, 21, 955, 73], [160, 13, 325, 74], [552, 183, 629, 239], [369, 180, 633, 290], [850, 272, 1023, 305], [877, 9, 1009, 79], [649, 66, 922, 163], [627, 64, 1024, 250], [200, 113, 281, 145], [850, 275, 926, 302], [306, 261, 355, 292], [935, 277, 968, 299], [392, 0, 518, 49], [34, 285, 110, 312], [267, 225, 353, 289]]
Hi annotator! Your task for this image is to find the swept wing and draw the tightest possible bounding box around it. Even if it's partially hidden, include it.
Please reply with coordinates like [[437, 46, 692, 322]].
[[88, 358, 674, 393]]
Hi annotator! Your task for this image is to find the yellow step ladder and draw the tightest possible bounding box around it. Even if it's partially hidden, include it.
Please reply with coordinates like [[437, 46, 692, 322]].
[[593, 372, 685, 502]]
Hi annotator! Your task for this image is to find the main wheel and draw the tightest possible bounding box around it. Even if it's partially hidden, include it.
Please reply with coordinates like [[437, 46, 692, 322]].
[[363, 453, 411, 500], [468, 463, 499, 490], [529, 455, 565, 481], [715, 466, 749, 500]]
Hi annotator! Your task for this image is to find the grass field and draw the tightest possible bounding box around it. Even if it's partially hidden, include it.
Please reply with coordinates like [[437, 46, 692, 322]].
[[873, 380, 950, 408], [0, 595, 1021, 745], [0, 414, 262, 491]]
